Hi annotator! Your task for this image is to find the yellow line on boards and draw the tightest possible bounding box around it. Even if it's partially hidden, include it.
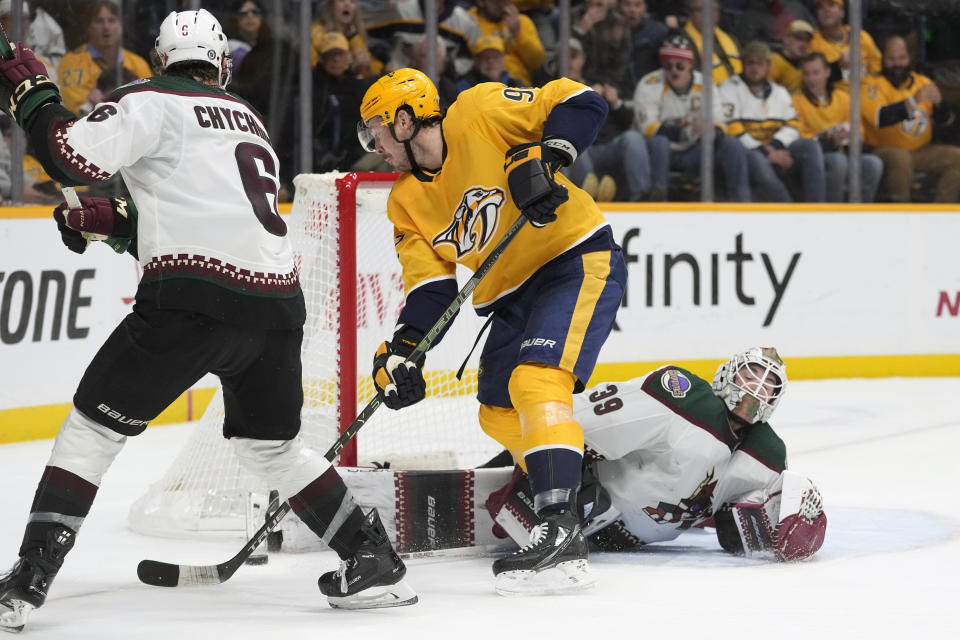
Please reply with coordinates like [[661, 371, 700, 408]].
[[587, 354, 960, 387], [0, 388, 218, 445]]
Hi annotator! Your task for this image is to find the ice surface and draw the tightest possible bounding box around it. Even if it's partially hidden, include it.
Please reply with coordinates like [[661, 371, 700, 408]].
[[0, 378, 957, 639]]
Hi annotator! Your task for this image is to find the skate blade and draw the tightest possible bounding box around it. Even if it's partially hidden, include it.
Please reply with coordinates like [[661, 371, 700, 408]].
[[0, 599, 34, 633], [495, 559, 597, 597], [327, 580, 418, 610]]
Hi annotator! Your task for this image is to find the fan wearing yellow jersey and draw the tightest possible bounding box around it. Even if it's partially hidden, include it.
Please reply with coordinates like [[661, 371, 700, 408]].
[[683, 0, 741, 85], [358, 69, 626, 596], [769, 20, 814, 94], [793, 52, 883, 202], [810, 0, 881, 92], [861, 36, 960, 202]]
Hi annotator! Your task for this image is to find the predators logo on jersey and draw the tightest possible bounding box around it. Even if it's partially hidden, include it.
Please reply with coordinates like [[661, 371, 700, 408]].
[[432, 186, 505, 258]]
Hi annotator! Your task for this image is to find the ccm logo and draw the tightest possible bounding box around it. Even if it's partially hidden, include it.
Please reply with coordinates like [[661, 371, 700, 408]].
[[521, 337, 557, 349]]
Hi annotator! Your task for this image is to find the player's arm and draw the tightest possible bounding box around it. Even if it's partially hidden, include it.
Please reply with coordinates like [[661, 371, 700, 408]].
[[0, 44, 157, 187], [496, 79, 607, 226], [713, 425, 826, 561], [372, 211, 457, 410]]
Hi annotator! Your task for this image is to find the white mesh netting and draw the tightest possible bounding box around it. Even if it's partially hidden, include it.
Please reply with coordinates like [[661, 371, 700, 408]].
[[128, 172, 503, 538]]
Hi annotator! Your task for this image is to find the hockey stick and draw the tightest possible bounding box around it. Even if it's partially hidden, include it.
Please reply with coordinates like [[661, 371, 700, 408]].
[[137, 214, 530, 587], [0, 26, 81, 210]]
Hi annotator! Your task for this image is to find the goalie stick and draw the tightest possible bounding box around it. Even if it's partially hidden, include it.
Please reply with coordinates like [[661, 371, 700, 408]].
[[0, 26, 82, 210], [137, 213, 530, 587]]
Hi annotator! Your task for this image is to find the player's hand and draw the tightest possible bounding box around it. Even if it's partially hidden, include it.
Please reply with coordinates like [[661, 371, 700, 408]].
[[53, 196, 134, 254], [372, 326, 427, 409], [504, 142, 570, 227], [0, 43, 60, 126], [52, 205, 90, 254]]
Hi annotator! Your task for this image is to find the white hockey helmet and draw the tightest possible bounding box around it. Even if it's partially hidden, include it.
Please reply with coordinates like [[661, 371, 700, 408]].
[[155, 9, 232, 89], [712, 347, 787, 424]]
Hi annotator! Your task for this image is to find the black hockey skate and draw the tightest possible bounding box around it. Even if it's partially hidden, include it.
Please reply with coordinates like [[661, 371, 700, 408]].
[[492, 509, 596, 596], [0, 526, 75, 633], [317, 509, 417, 610]]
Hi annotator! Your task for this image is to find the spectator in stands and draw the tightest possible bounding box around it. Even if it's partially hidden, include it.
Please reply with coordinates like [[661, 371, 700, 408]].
[[862, 35, 960, 203], [731, 0, 815, 46], [810, 0, 881, 91], [770, 19, 814, 93], [312, 31, 378, 173], [456, 34, 521, 94], [0, 0, 64, 76], [228, 0, 300, 197], [575, 1, 634, 97], [794, 52, 883, 202], [560, 39, 653, 202], [365, 0, 482, 76], [621, 0, 669, 89], [227, 0, 265, 73], [57, 1, 152, 116], [684, 0, 741, 85], [0, 116, 62, 205], [513, 0, 557, 56], [638, 32, 750, 201], [468, 0, 545, 86], [720, 41, 826, 202], [411, 35, 459, 112], [311, 0, 382, 77]]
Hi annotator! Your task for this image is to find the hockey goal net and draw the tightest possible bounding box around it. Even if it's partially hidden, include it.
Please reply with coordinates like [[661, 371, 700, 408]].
[[128, 172, 502, 538]]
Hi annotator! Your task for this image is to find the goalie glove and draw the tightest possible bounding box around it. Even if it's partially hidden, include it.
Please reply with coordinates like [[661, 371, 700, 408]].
[[714, 470, 827, 562], [372, 325, 427, 410], [0, 43, 62, 128], [503, 141, 570, 227], [53, 196, 138, 255]]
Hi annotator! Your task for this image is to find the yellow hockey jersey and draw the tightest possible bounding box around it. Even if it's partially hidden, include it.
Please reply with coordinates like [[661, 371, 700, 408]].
[[467, 7, 546, 86], [684, 22, 741, 85], [769, 52, 802, 94], [810, 26, 881, 91], [861, 71, 934, 150], [387, 80, 610, 312], [58, 45, 153, 116], [792, 86, 854, 139]]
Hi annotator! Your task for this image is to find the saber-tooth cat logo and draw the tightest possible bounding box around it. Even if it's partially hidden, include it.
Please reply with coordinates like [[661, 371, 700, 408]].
[[433, 186, 505, 257]]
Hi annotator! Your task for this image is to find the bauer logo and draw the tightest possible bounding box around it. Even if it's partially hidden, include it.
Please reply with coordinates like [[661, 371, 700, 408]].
[[433, 186, 504, 258], [661, 370, 691, 398], [520, 337, 557, 350]]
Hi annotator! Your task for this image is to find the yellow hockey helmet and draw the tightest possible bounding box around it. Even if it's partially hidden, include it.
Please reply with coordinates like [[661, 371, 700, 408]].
[[359, 68, 441, 127]]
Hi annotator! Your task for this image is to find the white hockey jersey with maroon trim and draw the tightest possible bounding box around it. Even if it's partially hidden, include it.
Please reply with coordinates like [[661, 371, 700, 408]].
[[59, 75, 297, 298], [574, 366, 787, 545]]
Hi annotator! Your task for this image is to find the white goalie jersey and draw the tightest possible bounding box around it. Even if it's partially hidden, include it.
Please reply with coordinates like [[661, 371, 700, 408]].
[[574, 367, 789, 545]]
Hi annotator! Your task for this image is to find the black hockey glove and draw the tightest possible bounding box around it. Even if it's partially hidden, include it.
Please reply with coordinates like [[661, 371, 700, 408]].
[[504, 142, 570, 228], [372, 325, 427, 410], [52, 196, 138, 255], [0, 43, 62, 128]]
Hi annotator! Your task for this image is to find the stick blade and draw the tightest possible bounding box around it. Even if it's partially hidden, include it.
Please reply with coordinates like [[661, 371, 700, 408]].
[[137, 559, 181, 587]]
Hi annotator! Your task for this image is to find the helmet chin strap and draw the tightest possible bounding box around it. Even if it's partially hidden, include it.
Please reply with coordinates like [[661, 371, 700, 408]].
[[391, 121, 442, 183]]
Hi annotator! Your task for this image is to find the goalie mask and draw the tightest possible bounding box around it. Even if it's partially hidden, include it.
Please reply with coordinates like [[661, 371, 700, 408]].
[[712, 347, 787, 424], [155, 9, 232, 89]]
